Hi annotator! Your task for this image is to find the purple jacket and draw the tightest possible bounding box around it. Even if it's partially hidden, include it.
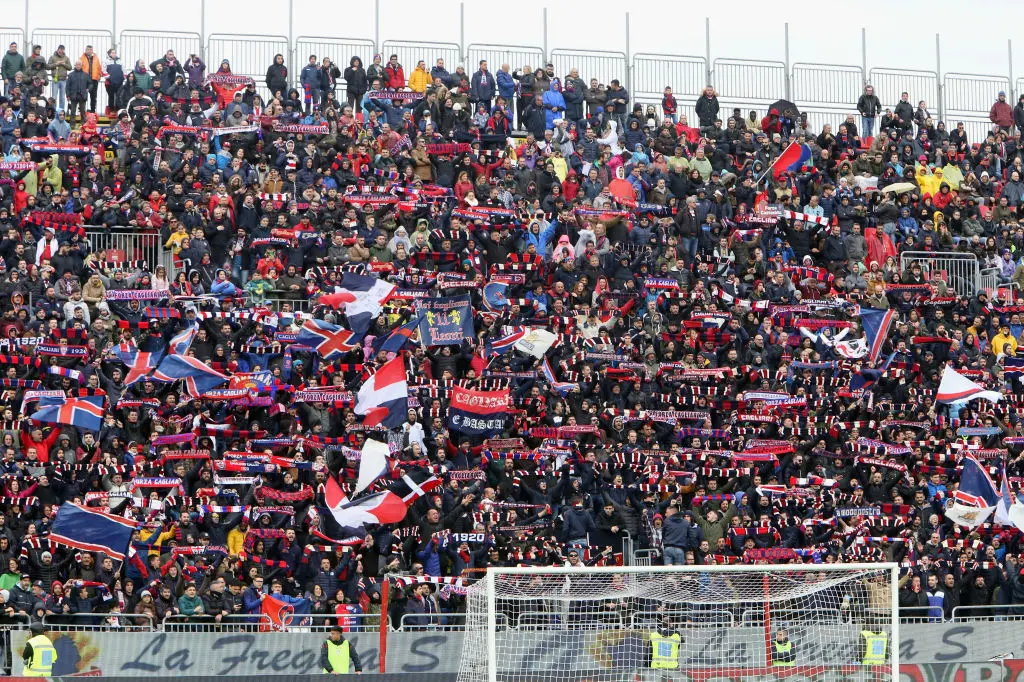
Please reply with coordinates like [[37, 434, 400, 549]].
[[184, 58, 206, 89]]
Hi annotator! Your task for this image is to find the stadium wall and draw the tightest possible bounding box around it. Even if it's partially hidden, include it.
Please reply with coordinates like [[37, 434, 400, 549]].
[[10, 621, 1024, 676]]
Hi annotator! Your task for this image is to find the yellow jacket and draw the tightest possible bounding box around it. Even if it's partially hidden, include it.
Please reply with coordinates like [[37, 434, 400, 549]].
[[992, 332, 1018, 356], [140, 525, 176, 559], [550, 155, 568, 182], [40, 158, 62, 192], [227, 526, 246, 558], [409, 68, 431, 93]]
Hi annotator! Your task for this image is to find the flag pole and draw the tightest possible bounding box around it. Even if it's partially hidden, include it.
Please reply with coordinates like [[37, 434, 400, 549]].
[[757, 140, 796, 189]]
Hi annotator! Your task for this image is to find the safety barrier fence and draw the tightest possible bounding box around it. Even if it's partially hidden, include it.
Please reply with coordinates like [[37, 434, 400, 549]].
[[4, 17, 1023, 145], [899, 251, 983, 298]]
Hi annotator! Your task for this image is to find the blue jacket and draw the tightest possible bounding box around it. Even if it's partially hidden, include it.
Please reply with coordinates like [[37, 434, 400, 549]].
[[300, 64, 320, 89], [559, 507, 597, 542], [542, 79, 566, 129], [662, 514, 693, 549], [496, 71, 515, 99], [470, 69, 496, 102]]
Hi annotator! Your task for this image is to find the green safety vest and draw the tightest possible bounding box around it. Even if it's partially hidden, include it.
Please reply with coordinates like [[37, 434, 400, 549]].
[[860, 630, 888, 666], [24, 634, 57, 677], [649, 632, 681, 669], [772, 640, 794, 666], [323, 639, 351, 674]]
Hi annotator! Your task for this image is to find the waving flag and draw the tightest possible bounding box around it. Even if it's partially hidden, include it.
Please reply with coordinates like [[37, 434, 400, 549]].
[[945, 456, 1000, 528], [328, 488, 408, 528], [355, 355, 407, 428], [296, 318, 358, 361], [319, 273, 397, 335], [114, 343, 165, 385], [541, 357, 577, 397], [486, 328, 526, 357], [372, 315, 420, 354], [51, 502, 138, 560], [859, 307, 895, 363], [770, 142, 813, 180], [389, 469, 443, 505], [31, 396, 105, 431], [260, 593, 295, 632], [354, 439, 391, 494], [153, 353, 230, 397], [937, 365, 1003, 404], [169, 324, 199, 355], [513, 328, 558, 358], [994, 471, 1024, 531], [483, 281, 510, 311]]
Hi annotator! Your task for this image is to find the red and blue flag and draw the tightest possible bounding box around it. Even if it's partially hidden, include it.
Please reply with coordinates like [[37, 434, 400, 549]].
[[372, 316, 420, 354], [32, 396, 105, 431], [771, 142, 813, 179], [114, 343, 165, 385], [51, 502, 138, 560], [152, 353, 229, 397], [296, 318, 359, 361]]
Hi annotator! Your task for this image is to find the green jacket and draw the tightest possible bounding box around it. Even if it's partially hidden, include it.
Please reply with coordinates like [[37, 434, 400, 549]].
[[1, 51, 25, 81], [177, 593, 204, 616], [47, 52, 73, 82], [690, 501, 737, 548], [0, 570, 21, 591]]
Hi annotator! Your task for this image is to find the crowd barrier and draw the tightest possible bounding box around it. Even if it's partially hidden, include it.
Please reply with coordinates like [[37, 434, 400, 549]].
[[4, 620, 1022, 676], [898, 251, 983, 298], [4, 17, 1022, 142]]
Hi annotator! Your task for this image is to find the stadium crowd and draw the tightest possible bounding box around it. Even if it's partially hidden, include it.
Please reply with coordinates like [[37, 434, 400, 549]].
[[0, 35, 1021, 643]]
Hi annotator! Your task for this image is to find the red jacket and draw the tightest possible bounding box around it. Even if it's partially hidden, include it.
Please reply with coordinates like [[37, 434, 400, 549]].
[[990, 100, 1013, 127], [385, 64, 405, 89]]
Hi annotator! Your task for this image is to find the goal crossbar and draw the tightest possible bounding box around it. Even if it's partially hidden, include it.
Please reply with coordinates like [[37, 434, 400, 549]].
[[468, 563, 900, 682]]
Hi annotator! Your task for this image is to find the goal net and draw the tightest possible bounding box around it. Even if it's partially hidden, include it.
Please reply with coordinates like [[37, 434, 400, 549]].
[[458, 564, 898, 682]]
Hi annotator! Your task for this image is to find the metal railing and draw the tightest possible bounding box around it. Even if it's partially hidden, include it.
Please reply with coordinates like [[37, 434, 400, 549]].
[[548, 48, 628, 92], [294, 36, 376, 94], [163, 613, 272, 632], [85, 225, 169, 274], [282, 611, 383, 631], [9, 6, 1024, 138], [119, 30, 202, 69], [466, 44, 545, 76], [742, 608, 844, 624], [514, 610, 623, 629], [207, 33, 289, 103], [398, 611, 466, 630], [712, 58, 787, 110], [42, 611, 154, 630], [899, 251, 982, 298], [951, 605, 1024, 621], [943, 72, 1011, 144], [631, 610, 735, 627], [379, 39, 461, 81]]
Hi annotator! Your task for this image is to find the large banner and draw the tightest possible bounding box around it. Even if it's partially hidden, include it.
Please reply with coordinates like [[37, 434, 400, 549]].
[[447, 385, 510, 436], [417, 296, 473, 346], [11, 622, 1024, 677]]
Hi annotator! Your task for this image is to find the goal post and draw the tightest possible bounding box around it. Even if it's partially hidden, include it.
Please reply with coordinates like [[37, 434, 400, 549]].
[[460, 563, 900, 682]]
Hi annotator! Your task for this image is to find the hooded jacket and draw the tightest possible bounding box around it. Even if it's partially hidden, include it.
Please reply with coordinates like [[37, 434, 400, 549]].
[[542, 78, 566, 129]]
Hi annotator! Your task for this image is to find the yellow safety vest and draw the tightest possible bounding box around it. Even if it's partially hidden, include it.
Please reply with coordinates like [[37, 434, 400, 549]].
[[323, 639, 351, 674], [649, 632, 681, 669], [772, 640, 794, 666], [24, 634, 57, 677], [860, 630, 888, 666]]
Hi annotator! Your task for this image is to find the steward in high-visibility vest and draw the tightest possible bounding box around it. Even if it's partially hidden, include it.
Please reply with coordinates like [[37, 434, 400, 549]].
[[320, 626, 363, 674], [22, 622, 57, 677], [860, 630, 889, 666], [772, 629, 796, 666], [649, 621, 682, 670]]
